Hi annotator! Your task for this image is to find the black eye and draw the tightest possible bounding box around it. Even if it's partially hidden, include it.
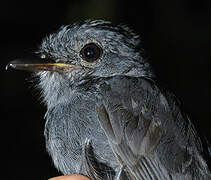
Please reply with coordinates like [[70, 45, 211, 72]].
[[80, 43, 103, 62]]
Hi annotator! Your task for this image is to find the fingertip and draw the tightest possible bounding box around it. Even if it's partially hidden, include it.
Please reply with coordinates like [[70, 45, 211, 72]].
[[48, 174, 91, 180]]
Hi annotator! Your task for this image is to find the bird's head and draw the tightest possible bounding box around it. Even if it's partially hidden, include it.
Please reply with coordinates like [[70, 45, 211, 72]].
[[38, 20, 153, 78], [7, 20, 154, 106]]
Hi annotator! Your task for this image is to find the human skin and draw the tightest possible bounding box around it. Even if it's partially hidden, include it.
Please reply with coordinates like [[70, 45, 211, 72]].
[[49, 174, 91, 180]]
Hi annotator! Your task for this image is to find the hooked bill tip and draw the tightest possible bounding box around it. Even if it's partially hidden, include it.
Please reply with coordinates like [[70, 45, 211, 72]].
[[5, 59, 25, 71], [5, 63, 16, 70]]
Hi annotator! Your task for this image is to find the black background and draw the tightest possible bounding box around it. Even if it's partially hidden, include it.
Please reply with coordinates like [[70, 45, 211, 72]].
[[1, 0, 211, 179]]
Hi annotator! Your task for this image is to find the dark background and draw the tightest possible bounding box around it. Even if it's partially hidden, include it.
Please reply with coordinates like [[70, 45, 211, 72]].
[[1, 0, 211, 179]]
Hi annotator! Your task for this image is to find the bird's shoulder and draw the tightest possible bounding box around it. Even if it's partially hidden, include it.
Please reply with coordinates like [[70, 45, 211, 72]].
[[96, 75, 170, 117]]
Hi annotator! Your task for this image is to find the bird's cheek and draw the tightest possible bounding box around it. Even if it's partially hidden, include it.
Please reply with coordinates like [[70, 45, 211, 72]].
[[80, 60, 97, 68], [64, 69, 82, 79]]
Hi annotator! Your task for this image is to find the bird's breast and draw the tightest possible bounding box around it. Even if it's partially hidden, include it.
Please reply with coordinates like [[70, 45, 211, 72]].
[[44, 92, 117, 174]]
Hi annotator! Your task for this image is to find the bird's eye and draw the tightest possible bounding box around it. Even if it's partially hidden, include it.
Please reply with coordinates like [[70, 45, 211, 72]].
[[80, 43, 103, 62]]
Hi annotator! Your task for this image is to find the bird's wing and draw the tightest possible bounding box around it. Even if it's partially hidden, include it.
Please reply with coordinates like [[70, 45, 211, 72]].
[[96, 76, 209, 179]]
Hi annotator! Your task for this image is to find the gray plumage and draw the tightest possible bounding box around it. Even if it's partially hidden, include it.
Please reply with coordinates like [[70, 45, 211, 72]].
[[12, 20, 211, 179]]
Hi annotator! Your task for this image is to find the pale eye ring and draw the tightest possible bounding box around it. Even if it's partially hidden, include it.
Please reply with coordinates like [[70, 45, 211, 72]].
[[80, 43, 103, 62]]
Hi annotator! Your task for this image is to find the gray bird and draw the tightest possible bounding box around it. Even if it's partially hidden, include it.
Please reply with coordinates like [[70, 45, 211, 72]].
[[7, 20, 211, 180]]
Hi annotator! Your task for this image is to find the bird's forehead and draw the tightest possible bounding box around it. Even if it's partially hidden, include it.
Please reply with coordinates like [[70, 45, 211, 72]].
[[39, 23, 109, 58], [39, 20, 139, 59]]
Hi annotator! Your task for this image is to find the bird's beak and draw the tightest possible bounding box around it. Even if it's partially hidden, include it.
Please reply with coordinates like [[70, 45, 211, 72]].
[[6, 57, 80, 72]]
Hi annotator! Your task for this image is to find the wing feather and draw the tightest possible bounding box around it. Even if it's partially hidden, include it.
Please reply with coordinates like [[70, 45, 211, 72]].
[[96, 76, 210, 179]]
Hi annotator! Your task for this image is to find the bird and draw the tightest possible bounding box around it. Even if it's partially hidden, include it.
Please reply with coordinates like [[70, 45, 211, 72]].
[[7, 20, 211, 179]]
